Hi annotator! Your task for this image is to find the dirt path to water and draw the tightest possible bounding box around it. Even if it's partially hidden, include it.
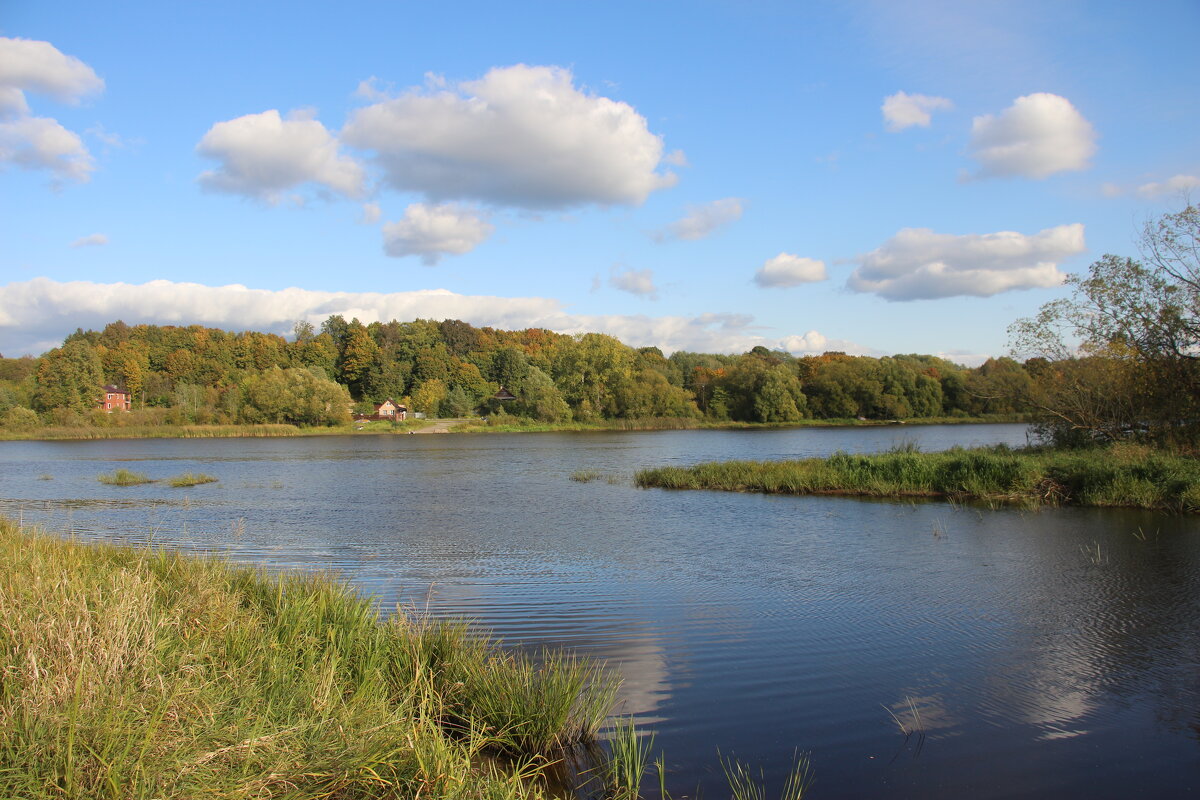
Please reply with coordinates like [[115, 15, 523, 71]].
[[412, 419, 469, 434]]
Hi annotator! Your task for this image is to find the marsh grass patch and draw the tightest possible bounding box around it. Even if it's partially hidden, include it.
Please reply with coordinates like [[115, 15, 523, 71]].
[[97, 468, 152, 486], [167, 472, 218, 488]]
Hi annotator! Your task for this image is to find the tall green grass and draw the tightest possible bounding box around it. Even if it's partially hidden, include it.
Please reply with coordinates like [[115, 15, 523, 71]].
[[1, 423, 301, 441], [167, 472, 218, 487], [597, 717, 655, 800], [635, 444, 1200, 512], [0, 519, 619, 799], [97, 468, 152, 486]]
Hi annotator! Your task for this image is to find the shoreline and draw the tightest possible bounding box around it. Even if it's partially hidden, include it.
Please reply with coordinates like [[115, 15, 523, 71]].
[[0, 414, 1029, 442]]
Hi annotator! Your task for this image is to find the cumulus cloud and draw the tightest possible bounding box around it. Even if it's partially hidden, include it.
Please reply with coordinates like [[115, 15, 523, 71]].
[[777, 330, 879, 357], [609, 267, 658, 298], [342, 64, 677, 209], [381, 203, 494, 264], [881, 91, 953, 131], [0, 115, 94, 181], [196, 109, 365, 202], [848, 223, 1085, 301], [754, 253, 827, 288], [0, 277, 874, 359], [69, 233, 108, 248], [0, 37, 103, 184], [1136, 174, 1200, 198], [0, 37, 104, 103], [655, 198, 743, 241], [967, 93, 1097, 179]]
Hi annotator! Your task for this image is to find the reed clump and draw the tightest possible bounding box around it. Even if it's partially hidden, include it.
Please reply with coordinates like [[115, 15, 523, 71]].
[[97, 468, 153, 486], [167, 472, 219, 487], [635, 444, 1200, 512], [0, 519, 619, 799]]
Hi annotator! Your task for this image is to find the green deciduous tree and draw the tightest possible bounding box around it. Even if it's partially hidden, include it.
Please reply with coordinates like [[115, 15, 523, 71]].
[[33, 340, 105, 414], [240, 367, 351, 426], [1010, 204, 1200, 446]]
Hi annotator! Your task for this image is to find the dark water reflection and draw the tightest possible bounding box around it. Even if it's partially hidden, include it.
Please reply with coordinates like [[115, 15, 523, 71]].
[[2, 424, 1198, 799]]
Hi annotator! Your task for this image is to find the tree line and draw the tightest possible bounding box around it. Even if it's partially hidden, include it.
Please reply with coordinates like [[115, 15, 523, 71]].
[[0, 316, 1034, 430], [5, 203, 1193, 444]]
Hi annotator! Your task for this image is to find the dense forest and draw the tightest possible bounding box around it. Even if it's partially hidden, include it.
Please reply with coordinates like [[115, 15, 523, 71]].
[[0, 316, 1035, 430]]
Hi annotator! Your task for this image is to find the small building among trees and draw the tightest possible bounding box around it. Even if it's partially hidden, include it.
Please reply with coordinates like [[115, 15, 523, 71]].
[[353, 398, 407, 421], [98, 385, 131, 412]]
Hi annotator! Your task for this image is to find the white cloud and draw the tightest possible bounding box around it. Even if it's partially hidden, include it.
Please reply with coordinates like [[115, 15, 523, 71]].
[[1136, 174, 1200, 198], [849, 223, 1084, 301], [196, 109, 365, 202], [353, 76, 390, 102], [609, 267, 658, 298], [381, 203, 494, 264], [967, 93, 1097, 179], [754, 253, 827, 288], [70, 233, 108, 248], [656, 197, 743, 241], [0, 278, 876, 359], [934, 350, 994, 368], [0, 38, 102, 185], [881, 91, 953, 131], [342, 64, 677, 209], [778, 330, 879, 357], [0, 87, 29, 118], [0, 37, 104, 103], [662, 149, 689, 167], [359, 202, 382, 224], [0, 114, 94, 182]]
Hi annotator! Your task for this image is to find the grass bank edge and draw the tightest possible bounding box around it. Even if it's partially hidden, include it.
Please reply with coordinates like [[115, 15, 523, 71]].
[[635, 444, 1200, 513], [0, 414, 1027, 441], [0, 419, 444, 441], [453, 413, 1029, 435], [0, 518, 619, 799]]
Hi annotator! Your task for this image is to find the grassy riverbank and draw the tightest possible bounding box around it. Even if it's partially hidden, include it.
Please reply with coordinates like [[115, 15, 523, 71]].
[[456, 414, 1027, 435], [0, 423, 304, 440], [0, 519, 618, 799], [0, 419, 444, 441], [635, 444, 1200, 512], [0, 414, 1025, 441]]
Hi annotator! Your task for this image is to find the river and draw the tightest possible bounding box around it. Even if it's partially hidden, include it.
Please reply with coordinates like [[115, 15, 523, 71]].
[[2, 424, 1197, 799]]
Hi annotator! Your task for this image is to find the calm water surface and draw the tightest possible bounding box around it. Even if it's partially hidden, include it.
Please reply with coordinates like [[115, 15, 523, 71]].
[[2, 424, 1197, 799]]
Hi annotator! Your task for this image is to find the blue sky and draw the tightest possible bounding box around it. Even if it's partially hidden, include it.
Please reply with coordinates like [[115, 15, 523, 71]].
[[2, 0, 1197, 361]]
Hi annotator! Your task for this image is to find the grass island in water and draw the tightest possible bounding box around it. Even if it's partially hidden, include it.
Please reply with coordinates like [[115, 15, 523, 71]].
[[635, 444, 1200, 513]]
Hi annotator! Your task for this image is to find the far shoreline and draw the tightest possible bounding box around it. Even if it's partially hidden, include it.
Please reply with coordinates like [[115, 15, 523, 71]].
[[0, 414, 1030, 442]]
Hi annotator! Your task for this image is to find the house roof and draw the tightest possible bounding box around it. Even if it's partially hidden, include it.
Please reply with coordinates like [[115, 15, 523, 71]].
[[101, 385, 128, 393]]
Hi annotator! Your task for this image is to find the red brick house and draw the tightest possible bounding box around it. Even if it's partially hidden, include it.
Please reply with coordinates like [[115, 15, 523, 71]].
[[98, 385, 131, 412]]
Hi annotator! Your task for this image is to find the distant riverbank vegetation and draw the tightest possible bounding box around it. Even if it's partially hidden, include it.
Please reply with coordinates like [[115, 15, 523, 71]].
[[635, 443, 1200, 512], [2, 204, 1194, 449], [0, 518, 621, 799], [0, 315, 1039, 440]]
